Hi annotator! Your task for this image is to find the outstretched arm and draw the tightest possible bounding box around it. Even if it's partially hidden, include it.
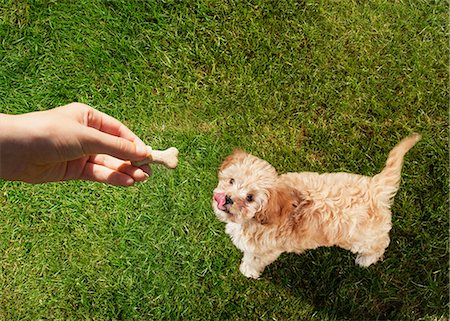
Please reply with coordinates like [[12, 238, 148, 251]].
[[0, 102, 150, 186]]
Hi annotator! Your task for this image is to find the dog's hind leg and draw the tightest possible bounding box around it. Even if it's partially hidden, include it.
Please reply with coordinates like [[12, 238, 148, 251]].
[[355, 252, 383, 267], [354, 234, 390, 267]]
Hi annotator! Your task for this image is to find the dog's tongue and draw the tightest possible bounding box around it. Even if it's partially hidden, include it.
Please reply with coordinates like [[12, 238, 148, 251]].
[[214, 193, 226, 210]]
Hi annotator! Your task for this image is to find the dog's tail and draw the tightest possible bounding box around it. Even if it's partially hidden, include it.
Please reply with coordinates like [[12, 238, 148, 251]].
[[372, 133, 421, 205]]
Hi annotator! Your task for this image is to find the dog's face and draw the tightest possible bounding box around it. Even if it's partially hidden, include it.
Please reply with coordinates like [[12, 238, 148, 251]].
[[212, 150, 278, 224]]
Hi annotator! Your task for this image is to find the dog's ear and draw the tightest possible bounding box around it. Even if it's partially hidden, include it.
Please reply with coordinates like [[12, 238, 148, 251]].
[[255, 185, 308, 225], [220, 149, 248, 171]]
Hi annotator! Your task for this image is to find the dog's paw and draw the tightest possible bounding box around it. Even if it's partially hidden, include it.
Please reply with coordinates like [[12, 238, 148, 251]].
[[239, 262, 260, 279], [355, 253, 380, 267]]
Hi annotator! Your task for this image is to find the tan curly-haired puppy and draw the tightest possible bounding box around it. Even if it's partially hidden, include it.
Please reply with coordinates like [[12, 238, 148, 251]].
[[212, 134, 421, 279]]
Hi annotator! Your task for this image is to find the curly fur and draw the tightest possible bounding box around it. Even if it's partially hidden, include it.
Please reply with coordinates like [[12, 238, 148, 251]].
[[212, 134, 421, 279]]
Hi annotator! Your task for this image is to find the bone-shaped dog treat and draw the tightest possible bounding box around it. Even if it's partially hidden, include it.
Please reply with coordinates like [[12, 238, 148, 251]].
[[132, 146, 179, 169]]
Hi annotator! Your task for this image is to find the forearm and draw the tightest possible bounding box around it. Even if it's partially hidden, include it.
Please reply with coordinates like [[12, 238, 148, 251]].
[[0, 114, 14, 180], [0, 113, 33, 181]]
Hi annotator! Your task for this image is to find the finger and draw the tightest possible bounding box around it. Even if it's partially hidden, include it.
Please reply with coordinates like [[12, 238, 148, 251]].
[[61, 103, 147, 155], [139, 164, 152, 176], [79, 162, 136, 186], [90, 154, 149, 182], [82, 126, 147, 161], [82, 106, 147, 151]]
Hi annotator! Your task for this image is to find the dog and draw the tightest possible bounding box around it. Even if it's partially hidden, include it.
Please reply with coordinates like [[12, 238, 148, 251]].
[[212, 134, 421, 279]]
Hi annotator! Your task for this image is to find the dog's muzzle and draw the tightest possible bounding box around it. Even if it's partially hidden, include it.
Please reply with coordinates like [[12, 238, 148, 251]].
[[214, 193, 233, 213]]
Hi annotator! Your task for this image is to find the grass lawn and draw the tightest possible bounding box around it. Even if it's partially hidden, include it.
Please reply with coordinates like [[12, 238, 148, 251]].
[[0, 0, 448, 320]]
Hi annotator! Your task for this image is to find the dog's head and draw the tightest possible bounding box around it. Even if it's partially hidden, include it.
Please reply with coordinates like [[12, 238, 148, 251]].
[[213, 150, 304, 225]]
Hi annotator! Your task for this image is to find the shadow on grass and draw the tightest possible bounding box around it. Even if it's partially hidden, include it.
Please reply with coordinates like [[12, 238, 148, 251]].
[[264, 246, 447, 321]]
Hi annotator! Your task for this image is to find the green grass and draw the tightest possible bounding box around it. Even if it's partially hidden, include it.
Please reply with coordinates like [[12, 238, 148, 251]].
[[0, 0, 447, 320]]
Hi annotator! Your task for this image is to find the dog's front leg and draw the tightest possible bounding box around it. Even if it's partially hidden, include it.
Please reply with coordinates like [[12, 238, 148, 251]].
[[239, 251, 281, 279]]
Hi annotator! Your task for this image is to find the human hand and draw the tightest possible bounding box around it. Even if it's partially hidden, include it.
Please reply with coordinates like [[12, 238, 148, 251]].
[[0, 102, 150, 186]]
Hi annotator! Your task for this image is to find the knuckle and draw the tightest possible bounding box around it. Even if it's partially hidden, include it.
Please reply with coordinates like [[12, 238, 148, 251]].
[[66, 102, 90, 111]]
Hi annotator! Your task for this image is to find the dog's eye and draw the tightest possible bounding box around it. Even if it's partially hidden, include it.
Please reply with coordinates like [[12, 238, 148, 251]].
[[229, 178, 235, 185], [246, 194, 254, 202]]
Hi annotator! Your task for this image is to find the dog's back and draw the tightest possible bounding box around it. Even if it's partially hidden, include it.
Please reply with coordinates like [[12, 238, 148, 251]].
[[281, 133, 421, 207]]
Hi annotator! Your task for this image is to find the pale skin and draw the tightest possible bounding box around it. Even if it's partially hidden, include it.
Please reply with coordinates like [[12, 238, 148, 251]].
[[0, 102, 151, 186]]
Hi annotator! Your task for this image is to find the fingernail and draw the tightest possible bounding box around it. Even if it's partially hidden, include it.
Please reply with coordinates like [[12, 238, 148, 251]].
[[124, 177, 135, 186], [135, 142, 148, 157]]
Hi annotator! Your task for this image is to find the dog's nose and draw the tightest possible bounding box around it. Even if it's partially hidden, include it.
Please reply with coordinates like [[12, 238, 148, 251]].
[[225, 195, 233, 205]]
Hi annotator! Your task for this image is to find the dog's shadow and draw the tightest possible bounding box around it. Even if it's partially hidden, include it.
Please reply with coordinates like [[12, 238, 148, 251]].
[[262, 247, 437, 320]]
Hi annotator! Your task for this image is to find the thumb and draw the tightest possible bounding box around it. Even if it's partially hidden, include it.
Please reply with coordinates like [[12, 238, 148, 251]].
[[82, 126, 148, 161]]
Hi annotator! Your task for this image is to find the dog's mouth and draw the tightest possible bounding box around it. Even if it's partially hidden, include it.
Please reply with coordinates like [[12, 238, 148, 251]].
[[213, 193, 233, 215]]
